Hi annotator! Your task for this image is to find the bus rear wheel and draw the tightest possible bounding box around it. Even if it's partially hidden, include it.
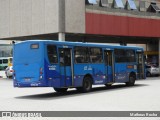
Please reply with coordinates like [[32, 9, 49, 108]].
[[126, 74, 135, 86], [54, 88, 68, 93], [77, 76, 92, 93]]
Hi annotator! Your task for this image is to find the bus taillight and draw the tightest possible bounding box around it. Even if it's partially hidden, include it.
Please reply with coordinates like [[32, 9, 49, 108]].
[[40, 68, 43, 75], [40, 68, 43, 79]]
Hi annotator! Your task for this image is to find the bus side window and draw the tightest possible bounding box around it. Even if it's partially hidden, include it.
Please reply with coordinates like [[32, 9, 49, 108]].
[[90, 48, 103, 63], [74, 47, 89, 63], [115, 49, 135, 63], [47, 45, 58, 64], [126, 50, 135, 62]]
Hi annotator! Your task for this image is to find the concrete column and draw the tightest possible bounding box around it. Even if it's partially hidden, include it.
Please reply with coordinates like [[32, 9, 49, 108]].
[[59, 0, 65, 33], [58, 32, 65, 41]]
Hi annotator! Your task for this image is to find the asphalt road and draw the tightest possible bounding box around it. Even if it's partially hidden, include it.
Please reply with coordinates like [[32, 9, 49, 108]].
[[0, 77, 160, 120]]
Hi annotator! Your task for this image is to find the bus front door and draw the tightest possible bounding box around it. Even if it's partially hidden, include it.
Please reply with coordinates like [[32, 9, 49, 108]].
[[59, 48, 73, 87], [104, 50, 115, 83], [136, 51, 145, 79]]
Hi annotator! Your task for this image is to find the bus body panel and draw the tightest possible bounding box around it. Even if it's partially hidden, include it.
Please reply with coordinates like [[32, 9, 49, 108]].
[[106, 65, 113, 83], [44, 59, 60, 88], [90, 64, 106, 85], [13, 40, 146, 89], [115, 63, 137, 83], [74, 63, 106, 86], [13, 42, 46, 87], [60, 66, 72, 87]]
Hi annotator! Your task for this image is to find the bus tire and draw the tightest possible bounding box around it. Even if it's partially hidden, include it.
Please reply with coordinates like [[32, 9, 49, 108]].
[[126, 74, 135, 86], [54, 88, 68, 93], [77, 76, 92, 93]]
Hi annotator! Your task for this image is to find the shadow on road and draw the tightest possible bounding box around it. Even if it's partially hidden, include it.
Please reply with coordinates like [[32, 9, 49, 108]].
[[15, 84, 148, 100]]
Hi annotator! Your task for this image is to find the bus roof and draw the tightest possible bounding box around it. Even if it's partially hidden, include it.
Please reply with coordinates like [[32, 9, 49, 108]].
[[14, 40, 144, 50]]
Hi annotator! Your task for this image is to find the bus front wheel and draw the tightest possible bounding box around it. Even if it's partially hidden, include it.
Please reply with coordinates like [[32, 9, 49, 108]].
[[126, 74, 135, 86], [77, 76, 92, 93], [54, 88, 68, 93]]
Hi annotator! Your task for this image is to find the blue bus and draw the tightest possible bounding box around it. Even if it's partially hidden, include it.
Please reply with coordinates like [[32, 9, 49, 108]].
[[13, 40, 145, 92]]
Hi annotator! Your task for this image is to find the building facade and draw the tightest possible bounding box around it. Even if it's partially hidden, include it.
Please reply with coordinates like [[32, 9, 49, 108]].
[[0, 0, 160, 64]]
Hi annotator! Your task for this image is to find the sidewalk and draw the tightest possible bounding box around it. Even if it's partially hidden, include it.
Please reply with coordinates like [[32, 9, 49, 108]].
[[0, 70, 6, 78]]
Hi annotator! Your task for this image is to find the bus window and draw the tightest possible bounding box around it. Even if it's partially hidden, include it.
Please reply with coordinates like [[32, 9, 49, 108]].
[[90, 48, 103, 63], [126, 50, 135, 62], [0, 60, 2, 64], [115, 49, 135, 63], [74, 47, 89, 63], [47, 45, 58, 64]]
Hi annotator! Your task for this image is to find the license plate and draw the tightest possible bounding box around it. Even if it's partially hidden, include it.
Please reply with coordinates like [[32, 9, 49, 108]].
[[24, 78, 31, 82]]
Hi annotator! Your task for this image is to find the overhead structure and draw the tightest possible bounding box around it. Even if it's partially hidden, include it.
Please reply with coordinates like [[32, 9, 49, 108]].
[[87, 0, 97, 4], [149, 3, 160, 12], [0, 0, 160, 41], [139, 1, 146, 12], [114, 0, 124, 9], [126, 0, 137, 10], [100, 0, 109, 7]]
